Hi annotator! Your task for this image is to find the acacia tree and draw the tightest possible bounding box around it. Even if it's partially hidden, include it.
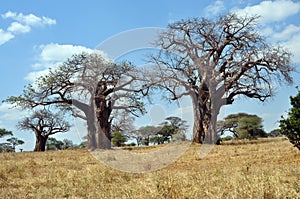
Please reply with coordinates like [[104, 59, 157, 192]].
[[150, 13, 294, 144], [17, 109, 70, 151], [220, 113, 266, 139], [6, 137, 24, 152], [6, 53, 147, 149], [0, 128, 13, 138]]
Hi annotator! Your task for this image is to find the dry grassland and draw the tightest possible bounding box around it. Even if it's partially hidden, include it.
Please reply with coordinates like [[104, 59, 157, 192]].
[[0, 138, 300, 198]]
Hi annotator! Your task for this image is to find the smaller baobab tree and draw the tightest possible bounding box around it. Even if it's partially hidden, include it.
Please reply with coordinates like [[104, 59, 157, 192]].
[[17, 109, 70, 151]]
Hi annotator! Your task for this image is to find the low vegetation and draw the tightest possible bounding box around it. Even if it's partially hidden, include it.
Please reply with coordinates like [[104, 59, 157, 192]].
[[0, 138, 299, 198]]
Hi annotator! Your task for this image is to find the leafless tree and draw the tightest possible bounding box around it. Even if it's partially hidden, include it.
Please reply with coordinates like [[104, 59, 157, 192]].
[[150, 13, 295, 143]]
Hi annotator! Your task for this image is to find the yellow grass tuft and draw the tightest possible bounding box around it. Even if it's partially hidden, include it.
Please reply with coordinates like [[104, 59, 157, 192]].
[[0, 138, 299, 198]]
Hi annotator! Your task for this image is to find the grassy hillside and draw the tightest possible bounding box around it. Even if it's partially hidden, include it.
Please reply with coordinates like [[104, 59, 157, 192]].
[[0, 138, 300, 198]]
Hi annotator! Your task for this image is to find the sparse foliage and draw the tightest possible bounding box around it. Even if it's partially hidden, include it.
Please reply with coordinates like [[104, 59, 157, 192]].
[[17, 109, 70, 151], [150, 13, 294, 143], [5, 53, 148, 149]]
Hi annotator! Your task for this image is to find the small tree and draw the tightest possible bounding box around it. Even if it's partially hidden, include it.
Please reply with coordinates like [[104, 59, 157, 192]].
[[6, 137, 24, 152], [111, 131, 127, 147], [46, 137, 64, 150], [17, 109, 70, 151], [268, 129, 282, 138], [280, 89, 300, 150], [221, 113, 265, 139]]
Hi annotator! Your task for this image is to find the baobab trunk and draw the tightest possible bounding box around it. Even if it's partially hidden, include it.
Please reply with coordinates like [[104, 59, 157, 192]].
[[191, 89, 219, 144], [34, 134, 48, 151], [95, 100, 112, 149]]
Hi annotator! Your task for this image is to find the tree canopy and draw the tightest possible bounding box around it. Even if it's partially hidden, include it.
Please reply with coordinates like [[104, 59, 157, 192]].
[[220, 113, 266, 139]]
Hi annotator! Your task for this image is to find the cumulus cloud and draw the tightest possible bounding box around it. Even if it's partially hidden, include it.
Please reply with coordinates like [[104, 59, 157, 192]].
[[233, 0, 300, 24], [0, 29, 14, 45], [272, 24, 300, 41], [38, 43, 93, 62], [282, 32, 300, 63], [25, 43, 106, 81], [2, 11, 56, 26], [0, 11, 56, 45], [7, 22, 30, 34], [205, 0, 225, 16]]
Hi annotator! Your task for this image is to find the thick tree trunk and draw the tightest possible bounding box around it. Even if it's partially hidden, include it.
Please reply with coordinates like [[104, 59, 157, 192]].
[[95, 99, 112, 149], [191, 83, 220, 144], [87, 113, 97, 150], [34, 134, 48, 151]]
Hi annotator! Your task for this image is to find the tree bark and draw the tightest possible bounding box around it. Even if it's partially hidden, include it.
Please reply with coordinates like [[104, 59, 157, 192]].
[[95, 99, 112, 149], [191, 84, 220, 144], [34, 134, 48, 151]]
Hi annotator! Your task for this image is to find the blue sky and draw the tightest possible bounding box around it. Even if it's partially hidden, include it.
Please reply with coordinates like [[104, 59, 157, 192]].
[[0, 0, 300, 151]]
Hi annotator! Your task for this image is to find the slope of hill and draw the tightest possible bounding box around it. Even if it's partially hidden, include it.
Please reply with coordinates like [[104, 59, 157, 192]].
[[0, 138, 299, 198]]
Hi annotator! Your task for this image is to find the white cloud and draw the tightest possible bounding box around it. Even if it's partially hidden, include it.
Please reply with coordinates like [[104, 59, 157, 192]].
[[39, 43, 93, 62], [233, 0, 300, 24], [2, 11, 56, 26], [26, 43, 101, 81], [0, 29, 14, 45], [282, 32, 300, 63], [273, 24, 300, 41], [0, 11, 56, 45], [25, 69, 50, 82], [7, 22, 30, 34], [205, 0, 225, 16]]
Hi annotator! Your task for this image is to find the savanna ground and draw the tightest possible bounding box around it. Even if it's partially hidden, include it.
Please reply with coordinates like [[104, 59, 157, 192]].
[[0, 138, 300, 198]]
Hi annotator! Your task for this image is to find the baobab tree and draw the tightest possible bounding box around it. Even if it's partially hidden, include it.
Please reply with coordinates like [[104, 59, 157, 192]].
[[17, 109, 70, 151], [6, 52, 148, 149], [150, 13, 294, 143]]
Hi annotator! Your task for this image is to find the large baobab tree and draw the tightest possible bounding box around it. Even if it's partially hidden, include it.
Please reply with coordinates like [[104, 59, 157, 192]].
[[150, 13, 294, 144], [6, 52, 147, 149], [17, 109, 70, 151]]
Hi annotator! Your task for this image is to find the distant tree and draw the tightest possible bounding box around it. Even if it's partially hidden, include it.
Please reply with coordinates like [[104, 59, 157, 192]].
[[46, 137, 64, 150], [111, 131, 127, 147], [268, 129, 282, 138], [280, 89, 300, 150], [0, 128, 13, 138], [149, 13, 294, 144], [17, 109, 70, 152], [0, 143, 14, 152], [155, 125, 173, 144], [132, 126, 159, 146], [78, 141, 87, 148], [150, 117, 189, 145], [111, 110, 135, 134], [0, 129, 24, 152], [62, 139, 75, 149], [221, 113, 266, 139], [6, 137, 24, 152]]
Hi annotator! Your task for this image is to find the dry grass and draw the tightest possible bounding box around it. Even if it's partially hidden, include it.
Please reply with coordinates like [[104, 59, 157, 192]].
[[0, 138, 300, 198]]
